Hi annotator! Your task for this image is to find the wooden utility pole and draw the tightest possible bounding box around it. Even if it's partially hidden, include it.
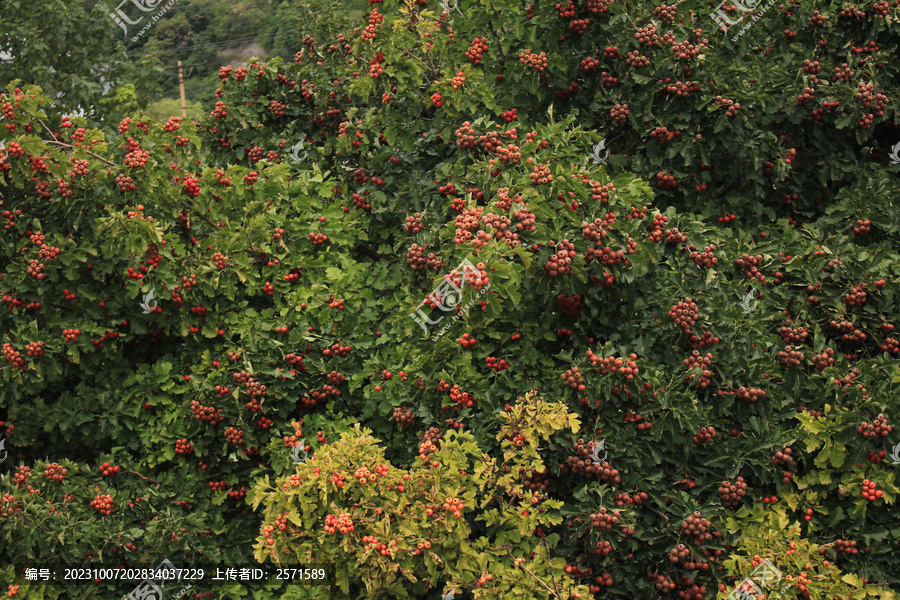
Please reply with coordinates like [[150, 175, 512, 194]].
[[177, 60, 187, 119]]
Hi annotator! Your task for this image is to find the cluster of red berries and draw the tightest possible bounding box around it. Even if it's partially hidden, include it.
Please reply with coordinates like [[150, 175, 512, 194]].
[[190, 399, 225, 425], [518, 50, 548, 71], [580, 57, 600, 73], [210, 252, 230, 269], [183, 176, 200, 197], [681, 512, 713, 543], [610, 103, 630, 123], [693, 426, 715, 444], [669, 298, 699, 332], [586, 351, 640, 381], [224, 427, 244, 444], [858, 413, 891, 438], [323, 343, 351, 358], [449, 71, 466, 90], [682, 350, 713, 389], [115, 173, 137, 192], [589, 182, 615, 205], [544, 239, 576, 276], [670, 40, 701, 59], [12, 466, 30, 488], [714, 95, 741, 116], [588, 507, 620, 530], [861, 479, 883, 501], [25, 341, 44, 357], [634, 23, 659, 45], [718, 476, 748, 507], [209, 481, 229, 492], [664, 80, 701, 97], [500, 108, 518, 123], [772, 447, 794, 465], [309, 232, 328, 245], [881, 337, 900, 355], [656, 172, 677, 189], [442, 497, 465, 518], [404, 213, 424, 234], [668, 543, 692, 564], [581, 219, 607, 247], [812, 347, 835, 370], [844, 283, 867, 307], [556, 0, 575, 17], [778, 345, 805, 369], [465, 37, 489, 64], [736, 386, 766, 402], [614, 491, 648, 506], [840, 327, 866, 345], [651, 126, 676, 143], [853, 219, 871, 236], [123, 144, 150, 169], [210, 101, 227, 119], [175, 439, 194, 455], [90, 494, 114, 516], [392, 407, 414, 427], [562, 439, 620, 483], [99, 462, 120, 478], [808, 9, 827, 25], [654, 576, 676, 593], [530, 162, 552, 184], [485, 356, 509, 372], [625, 50, 651, 68], [453, 332, 477, 349], [689, 244, 717, 268], [43, 463, 68, 483], [780, 324, 810, 345], [561, 367, 585, 390], [834, 539, 860, 554], [557, 294, 583, 316], [2, 343, 26, 370]]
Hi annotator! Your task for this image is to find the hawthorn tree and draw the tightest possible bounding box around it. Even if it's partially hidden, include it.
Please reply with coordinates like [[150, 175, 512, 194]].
[[1, 0, 900, 598]]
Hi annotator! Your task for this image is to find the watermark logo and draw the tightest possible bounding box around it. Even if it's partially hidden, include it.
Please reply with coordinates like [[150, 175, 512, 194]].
[[0, 439, 7, 464], [290, 441, 309, 465], [727, 558, 793, 600], [129, 558, 188, 600], [590, 139, 609, 165], [711, 0, 774, 40], [139, 288, 158, 314], [889, 141, 900, 165], [888, 442, 900, 465], [288, 140, 309, 164], [438, 0, 464, 18], [109, 0, 178, 41], [410, 259, 491, 340], [738, 289, 758, 314], [590, 439, 608, 464]]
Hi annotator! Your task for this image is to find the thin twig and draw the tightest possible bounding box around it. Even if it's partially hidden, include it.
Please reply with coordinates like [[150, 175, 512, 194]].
[[179, 202, 219, 229], [44, 139, 120, 168], [125, 470, 161, 484], [510, 548, 562, 599], [647, 505, 670, 521], [541, 538, 563, 597]]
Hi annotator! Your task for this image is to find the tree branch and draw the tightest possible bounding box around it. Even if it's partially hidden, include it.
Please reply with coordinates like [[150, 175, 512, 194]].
[[509, 544, 562, 599], [541, 538, 563, 598], [179, 202, 219, 230], [44, 139, 119, 168]]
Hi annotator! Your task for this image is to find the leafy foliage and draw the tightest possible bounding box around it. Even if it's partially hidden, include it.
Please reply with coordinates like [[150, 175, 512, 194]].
[[1, 0, 900, 598]]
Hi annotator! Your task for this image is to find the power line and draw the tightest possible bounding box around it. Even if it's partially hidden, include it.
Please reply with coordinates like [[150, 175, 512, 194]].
[[124, 28, 299, 59]]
